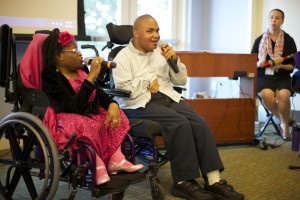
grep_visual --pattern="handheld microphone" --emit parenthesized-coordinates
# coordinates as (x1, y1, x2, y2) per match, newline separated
(158, 40, 179, 73)
(83, 57, 117, 69)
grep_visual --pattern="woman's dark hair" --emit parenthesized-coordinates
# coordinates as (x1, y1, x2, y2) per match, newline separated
(42, 28, 62, 69)
(269, 8, 285, 20)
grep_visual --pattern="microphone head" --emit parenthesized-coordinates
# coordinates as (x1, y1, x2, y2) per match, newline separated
(83, 57, 91, 65)
(110, 62, 117, 68)
(158, 40, 165, 48)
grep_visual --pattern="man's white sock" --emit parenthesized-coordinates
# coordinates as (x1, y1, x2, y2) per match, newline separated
(206, 170, 221, 185)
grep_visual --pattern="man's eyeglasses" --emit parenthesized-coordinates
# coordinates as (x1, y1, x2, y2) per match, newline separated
(62, 48, 81, 54)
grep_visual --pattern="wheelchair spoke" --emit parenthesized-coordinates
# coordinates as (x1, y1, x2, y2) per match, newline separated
(4, 125, 39, 199)
(20, 132, 36, 161)
(6, 168, 21, 198)
(0, 181, 10, 200)
(6, 165, 38, 199)
(0, 158, 15, 166)
(6, 126, 22, 161)
(0, 113, 60, 200)
(20, 167, 38, 199)
(22, 160, 46, 170)
(0, 128, 5, 139)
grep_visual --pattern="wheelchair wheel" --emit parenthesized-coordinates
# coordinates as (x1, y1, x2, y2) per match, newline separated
(135, 144, 169, 167)
(151, 183, 165, 200)
(259, 138, 268, 150)
(112, 190, 125, 200)
(0, 112, 60, 200)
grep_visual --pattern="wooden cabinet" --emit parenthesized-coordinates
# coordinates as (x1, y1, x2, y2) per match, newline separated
(177, 52, 257, 144)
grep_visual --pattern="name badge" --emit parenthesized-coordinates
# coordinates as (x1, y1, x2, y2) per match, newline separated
(265, 68, 274, 75)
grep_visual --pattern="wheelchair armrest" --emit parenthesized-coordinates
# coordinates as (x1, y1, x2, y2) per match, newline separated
(102, 88, 131, 98)
(173, 86, 186, 94)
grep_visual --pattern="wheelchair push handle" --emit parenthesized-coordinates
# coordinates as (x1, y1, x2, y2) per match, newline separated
(81, 44, 99, 57)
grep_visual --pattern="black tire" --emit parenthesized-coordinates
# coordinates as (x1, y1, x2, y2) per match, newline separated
(151, 183, 165, 200)
(0, 112, 60, 200)
(112, 190, 125, 200)
(260, 141, 268, 150)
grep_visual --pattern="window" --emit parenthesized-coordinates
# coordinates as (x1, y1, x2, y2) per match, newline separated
(84, 0, 121, 37)
(81, 0, 187, 58)
(137, 0, 173, 39)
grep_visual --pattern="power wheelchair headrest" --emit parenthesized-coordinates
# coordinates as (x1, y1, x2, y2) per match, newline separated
(19, 33, 49, 90)
(106, 23, 133, 45)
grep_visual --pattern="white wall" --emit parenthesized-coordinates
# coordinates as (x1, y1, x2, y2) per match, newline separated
(0, 90, 14, 120)
(209, 0, 252, 53)
(187, 0, 251, 53)
(185, 0, 251, 99)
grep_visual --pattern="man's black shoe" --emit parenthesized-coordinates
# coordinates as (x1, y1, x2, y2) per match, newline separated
(110, 171, 146, 184)
(204, 180, 244, 200)
(93, 177, 129, 197)
(171, 180, 215, 200)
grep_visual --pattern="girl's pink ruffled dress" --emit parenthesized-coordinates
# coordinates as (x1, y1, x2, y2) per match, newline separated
(43, 70, 130, 160)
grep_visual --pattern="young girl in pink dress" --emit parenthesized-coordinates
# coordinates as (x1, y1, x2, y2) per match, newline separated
(40, 29, 143, 185)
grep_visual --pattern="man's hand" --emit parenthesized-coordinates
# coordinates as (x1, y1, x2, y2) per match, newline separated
(148, 79, 159, 93)
(160, 43, 178, 61)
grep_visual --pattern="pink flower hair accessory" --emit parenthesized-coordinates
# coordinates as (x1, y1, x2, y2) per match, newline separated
(58, 31, 74, 47)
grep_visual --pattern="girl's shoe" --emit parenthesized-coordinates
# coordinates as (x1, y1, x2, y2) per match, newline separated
(108, 159, 144, 174)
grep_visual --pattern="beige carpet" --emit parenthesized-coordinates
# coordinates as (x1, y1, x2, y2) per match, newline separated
(120, 137, 300, 200)
(61, 132, 300, 200)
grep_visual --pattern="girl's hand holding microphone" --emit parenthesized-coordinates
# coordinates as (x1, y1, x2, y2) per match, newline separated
(86, 57, 104, 84)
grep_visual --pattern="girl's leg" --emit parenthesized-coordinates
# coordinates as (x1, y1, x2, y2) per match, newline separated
(95, 154, 110, 184)
(84, 149, 110, 185)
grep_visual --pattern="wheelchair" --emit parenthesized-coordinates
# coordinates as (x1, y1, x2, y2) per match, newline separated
(0, 24, 164, 200)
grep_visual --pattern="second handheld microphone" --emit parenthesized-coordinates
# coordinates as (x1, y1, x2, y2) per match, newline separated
(83, 57, 117, 69)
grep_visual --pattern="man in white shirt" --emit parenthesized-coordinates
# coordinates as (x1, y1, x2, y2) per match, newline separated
(113, 14, 244, 200)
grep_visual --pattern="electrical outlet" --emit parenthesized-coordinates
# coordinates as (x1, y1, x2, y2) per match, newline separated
(234, 71, 247, 77)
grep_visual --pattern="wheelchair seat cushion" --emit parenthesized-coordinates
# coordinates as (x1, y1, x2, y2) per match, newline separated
(128, 118, 161, 139)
